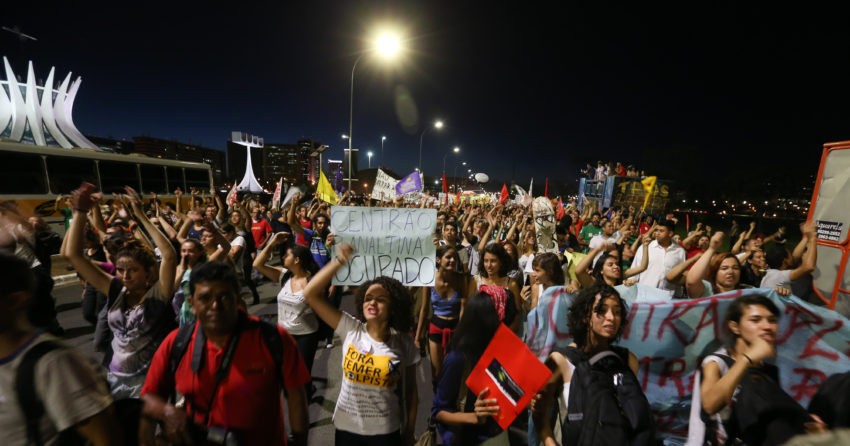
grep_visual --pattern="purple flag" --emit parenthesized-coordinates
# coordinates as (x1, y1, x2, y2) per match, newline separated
(395, 171, 423, 195)
(334, 166, 345, 194)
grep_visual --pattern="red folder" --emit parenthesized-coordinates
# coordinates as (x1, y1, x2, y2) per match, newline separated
(465, 324, 552, 429)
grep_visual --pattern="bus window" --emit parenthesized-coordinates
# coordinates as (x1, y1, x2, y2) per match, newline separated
(99, 161, 140, 194)
(140, 165, 168, 194)
(46, 156, 97, 194)
(0, 152, 48, 194)
(166, 166, 184, 192)
(185, 168, 211, 191)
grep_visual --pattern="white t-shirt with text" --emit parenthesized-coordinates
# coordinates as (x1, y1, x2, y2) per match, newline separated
(333, 312, 420, 435)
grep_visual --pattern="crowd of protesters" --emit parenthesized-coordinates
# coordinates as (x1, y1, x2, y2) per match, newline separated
(0, 180, 847, 446)
(583, 161, 647, 180)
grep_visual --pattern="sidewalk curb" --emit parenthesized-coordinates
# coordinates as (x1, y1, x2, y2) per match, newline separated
(53, 273, 78, 289)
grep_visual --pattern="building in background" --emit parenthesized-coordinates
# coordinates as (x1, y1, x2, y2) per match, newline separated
(226, 138, 322, 189)
(85, 135, 135, 154)
(132, 136, 226, 185)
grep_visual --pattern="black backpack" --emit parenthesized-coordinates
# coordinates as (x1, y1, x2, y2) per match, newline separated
(15, 340, 142, 446)
(559, 346, 656, 446)
(809, 370, 850, 429)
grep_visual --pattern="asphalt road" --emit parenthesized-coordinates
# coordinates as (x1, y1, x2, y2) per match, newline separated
(52, 277, 435, 445)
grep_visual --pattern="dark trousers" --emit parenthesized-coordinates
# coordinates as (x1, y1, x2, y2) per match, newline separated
(291, 330, 320, 375)
(334, 429, 400, 446)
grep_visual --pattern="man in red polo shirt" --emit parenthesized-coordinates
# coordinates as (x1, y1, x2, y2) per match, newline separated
(139, 262, 310, 446)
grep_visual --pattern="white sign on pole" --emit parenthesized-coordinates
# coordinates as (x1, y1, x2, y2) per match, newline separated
(371, 169, 397, 202)
(330, 206, 437, 286)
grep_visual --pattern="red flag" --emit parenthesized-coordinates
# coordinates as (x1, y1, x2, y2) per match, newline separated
(455, 188, 461, 204)
(686, 213, 690, 233)
(556, 197, 565, 220)
(442, 172, 448, 204)
(499, 184, 508, 204)
(544, 178, 549, 198)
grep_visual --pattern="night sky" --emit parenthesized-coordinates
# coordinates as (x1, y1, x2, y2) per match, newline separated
(5, 2, 850, 194)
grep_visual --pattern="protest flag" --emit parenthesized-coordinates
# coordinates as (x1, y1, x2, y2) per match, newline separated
(225, 183, 238, 208)
(334, 166, 345, 194)
(640, 176, 657, 213)
(316, 170, 339, 205)
(465, 324, 551, 429)
(281, 186, 300, 209)
(271, 177, 283, 209)
(499, 184, 509, 204)
(395, 171, 423, 195)
(556, 197, 565, 220)
(544, 177, 549, 198)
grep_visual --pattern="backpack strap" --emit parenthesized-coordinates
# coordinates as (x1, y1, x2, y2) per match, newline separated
(258, 320, 285, 388)
(16, 340, 64, 446)
(169, 321, 197, 375)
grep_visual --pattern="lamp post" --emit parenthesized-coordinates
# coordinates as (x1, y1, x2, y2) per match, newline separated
(346, 32, 400, 191)
(367, 151, 373, 168)
(380, 136, 386, 166)
(419, 120, 443, 175)
(442, 146, 460, 181)
(453, 161, 466, 191)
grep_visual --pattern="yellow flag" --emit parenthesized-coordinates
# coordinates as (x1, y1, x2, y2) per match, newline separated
(316, 170, 338, 205)
(640, 176, 657, 213)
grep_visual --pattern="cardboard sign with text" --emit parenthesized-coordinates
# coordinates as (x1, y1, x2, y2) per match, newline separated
(466, 324, 552, 429)
(330, 206, 437, 286)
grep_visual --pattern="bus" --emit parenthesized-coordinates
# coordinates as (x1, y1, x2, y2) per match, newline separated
(0, 140, 213, 233)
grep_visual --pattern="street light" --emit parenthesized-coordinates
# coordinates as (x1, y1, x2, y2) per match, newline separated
(381, 136, 386, 166)
(442, 146, 460, 183)
(346, 31, 402, 191)
(453, 160, 467, 190)
(419, 120, 444, 175)
(367, 151, 373, 168)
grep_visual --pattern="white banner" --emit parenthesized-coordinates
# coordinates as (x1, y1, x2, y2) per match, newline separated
(330, 206, 437, 286)
(371, 169, 397, 202)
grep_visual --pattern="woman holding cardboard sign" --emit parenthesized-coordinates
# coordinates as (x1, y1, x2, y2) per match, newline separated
(302, 243, 420, 446)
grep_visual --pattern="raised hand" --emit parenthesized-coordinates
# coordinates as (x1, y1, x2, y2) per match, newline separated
(744, 335, 776, 365)
(70, 182, 97, 212)
(709, 231, 724, 251)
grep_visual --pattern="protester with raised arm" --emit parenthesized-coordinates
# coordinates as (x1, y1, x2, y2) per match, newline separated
(630, 219, 687, 297)
(65, 183, 177, 399)
(761, 221, 817, 290)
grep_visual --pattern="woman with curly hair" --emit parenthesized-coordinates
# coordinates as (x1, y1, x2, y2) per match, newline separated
(302, 243, 420, 446)
(467, 242, 522, 331)
(533, 283, 642, 445)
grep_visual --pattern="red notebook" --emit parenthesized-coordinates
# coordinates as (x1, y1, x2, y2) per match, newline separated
(465, 324, 553, 429)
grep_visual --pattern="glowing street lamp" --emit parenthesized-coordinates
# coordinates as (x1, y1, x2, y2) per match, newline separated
(419, 120, 444, 175)
(367, 151, 373, 168)
(442, 146, 460, 173)
(380, 135, 386, 166)
(346, 30, 403, 190)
